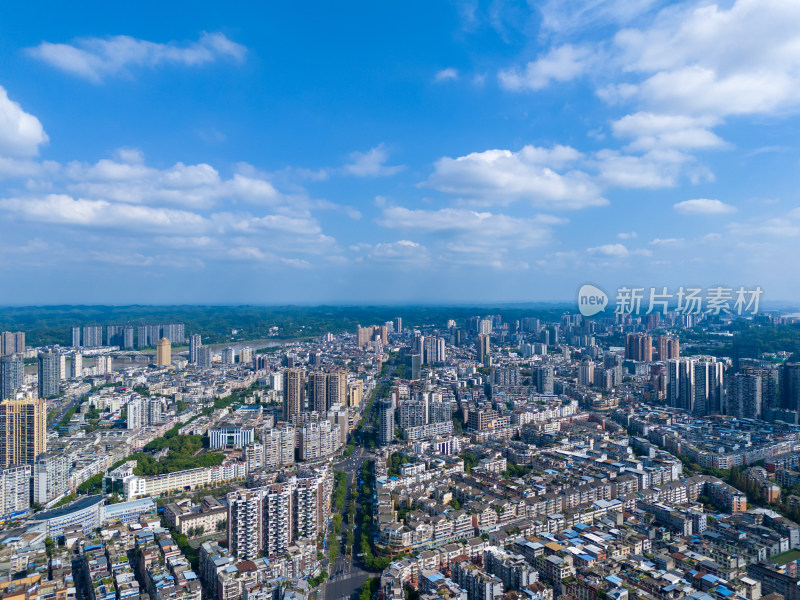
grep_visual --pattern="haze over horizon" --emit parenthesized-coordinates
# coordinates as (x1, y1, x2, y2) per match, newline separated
(1, 1, 799, 304)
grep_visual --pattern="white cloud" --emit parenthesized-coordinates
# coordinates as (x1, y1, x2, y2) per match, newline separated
(426, 145, 606, 209)
(28, 32, 246, 82)
(378, 206, 556, 248)
(342, 144, 404, 177)
(0, 194, 207, 231)
(674, 198, 736, 215)
(587, 243, 629, 257)
(594, 148, 689, 188)
(498, 45, 593, 91)
(611, 112, 725, 151)
(0, 86, 48, 157)
(434, 68, 459, 82)
(617, 231, 637, 239)
(612, 0, 800, 117)
(352, 240, 429, 264)
(539, 0, 662, 35)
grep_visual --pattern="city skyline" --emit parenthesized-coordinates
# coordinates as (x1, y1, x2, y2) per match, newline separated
(0, 1, 799, 304)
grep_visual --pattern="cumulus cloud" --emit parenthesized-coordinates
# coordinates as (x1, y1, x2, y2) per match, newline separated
(674, 198, 736, 215)
(0, 86, 48, 157)
(611, 112, 725, 151)
(27, 32, 246, 82)
(612, 0, 800, 117)
(434, 68, 459, 82)
(587, 243, 629, 257)
(425, 145, 606, 209)
(498, 45, 594, 91)
(0, 194, 207, 231)
(342, 144, 404, 177)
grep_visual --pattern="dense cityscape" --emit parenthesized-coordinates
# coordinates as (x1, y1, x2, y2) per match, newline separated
(4, 2, 800, 600)
(0, 310, 798, 600)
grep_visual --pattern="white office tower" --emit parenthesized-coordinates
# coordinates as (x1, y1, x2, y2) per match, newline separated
(0, 465, 31, 514)
(378, 398, 394, 446)
(59, 354, 67, 381)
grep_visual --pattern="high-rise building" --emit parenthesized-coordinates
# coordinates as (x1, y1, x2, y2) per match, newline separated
(0, 355, 23, 400)
(0, 397, 46, 467)
(189, 334, 202, 364)
(657, 335, 680, 361)
(535, 365, 554, 395)
(625, 333, 653, 362)
(71, 326, 81, 349)
(221, 347, 235, 365)
(71, 352, 82, 379)
(37, 351, 60, 399)
(378, 398, 394, 446)
(667, 358, 695, 412)
(308, 372, 328, 413)
(477, 334, 490, 367)
(730, 372, 762, 420)
(33, 452, 69, 505)
(693, 358, 724, 416)
(578, 361, 595, 386)
(0, 332, 25, 356)
(347, 381, 363, 407)
(156, 338, 171, 367)
(197, 346, 213, 369)
(107, 324, 134, 349)
(395, 317, 402, 334)
(327, 370, 347, 408)
(781, 363, 800, 411)
(161, 323, 185, 344)
(283, 369, 305, 419)
(82, 325, 103, 348)
(227, 471, 332, 560)
(127, 397, 164, 430)
(0, 465, 32, 514)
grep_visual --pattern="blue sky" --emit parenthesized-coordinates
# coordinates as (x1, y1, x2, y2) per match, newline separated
(0, 0, 799, 305)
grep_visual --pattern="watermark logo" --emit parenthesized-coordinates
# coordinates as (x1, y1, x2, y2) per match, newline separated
(577, 284, 608, 317)
(577, 285, 763, 317)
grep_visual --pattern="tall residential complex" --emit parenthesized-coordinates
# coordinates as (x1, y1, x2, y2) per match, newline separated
(71, 326, 80, 349)
(137, 323, 185, 348)
(0, 332, 25, 356)
(82, 325, 103, 348)
(0, 397, 46, 467)
(107, 324, 134, 348)
(37, 350, 60, 399)
(156, 338, 172, 367)
(308, 372, 328, 413)
(477, 334, 490, 367)
(657, 335, 680, 361)
(625, 333, 653, 362)
(283, 369, 305, 419)
(378, 398, 394, 446)
(227, 471, 332, 560)
(666, 357, 724, 416)
(0, 355, 23, 400)
(189, 334, 202, 364)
